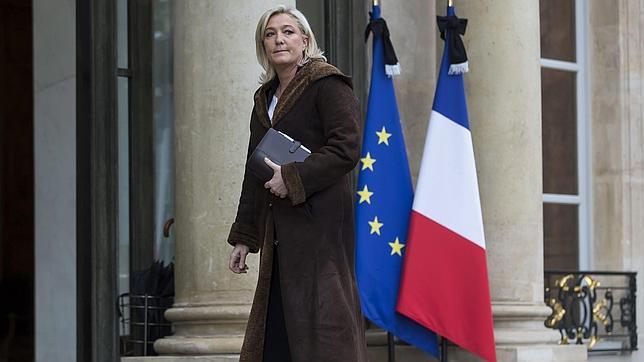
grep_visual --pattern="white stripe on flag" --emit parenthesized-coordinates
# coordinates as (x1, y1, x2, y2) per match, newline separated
(412, 110, 486, 250)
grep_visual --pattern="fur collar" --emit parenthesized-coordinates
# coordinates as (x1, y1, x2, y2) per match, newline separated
(254, 60, 352, 128)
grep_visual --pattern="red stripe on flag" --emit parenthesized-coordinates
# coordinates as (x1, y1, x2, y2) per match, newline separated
(398, 211, 496, 362)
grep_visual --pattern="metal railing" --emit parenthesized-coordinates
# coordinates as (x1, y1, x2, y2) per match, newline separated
(118, 293, 173, 356)
(544, 271, 637, 354)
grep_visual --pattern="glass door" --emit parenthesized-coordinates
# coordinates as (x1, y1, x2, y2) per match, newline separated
(116, 0, 175, 356)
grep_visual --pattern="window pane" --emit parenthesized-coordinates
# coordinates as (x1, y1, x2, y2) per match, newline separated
(117, 0, 128, 68)
(152, 0, 175, 262)
(296, 0, 325, 53)
(117, 76, 130, 336)
(544, 203, 578, 270)
(542, 68, 577, 194)
(540, 0, 575, 61)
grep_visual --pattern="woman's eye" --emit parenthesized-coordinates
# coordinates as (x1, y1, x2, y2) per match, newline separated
(284, 30, 294, 35)
(265, 32, 275, 38)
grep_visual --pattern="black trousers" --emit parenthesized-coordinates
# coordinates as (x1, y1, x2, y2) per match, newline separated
(263, 245, 292, 362)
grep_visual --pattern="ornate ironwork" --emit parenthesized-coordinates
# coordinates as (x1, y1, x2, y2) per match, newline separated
(544, 271, 637, 353)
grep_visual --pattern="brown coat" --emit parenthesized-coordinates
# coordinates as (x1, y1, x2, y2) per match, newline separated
(227, 60, 368, 362)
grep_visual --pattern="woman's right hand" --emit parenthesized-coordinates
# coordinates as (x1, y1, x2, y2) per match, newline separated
(229, 244, 250, 274)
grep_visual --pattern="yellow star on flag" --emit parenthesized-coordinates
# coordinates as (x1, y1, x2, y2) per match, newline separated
(389, 237, 405, 256)
(368, 216, 384, 235)
(360, 152, 377, 171)
(376, 126, 392, 146)
(357, 185, 374, 204)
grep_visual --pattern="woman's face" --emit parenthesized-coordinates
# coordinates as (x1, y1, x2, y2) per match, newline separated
(263, 13, 308, 69)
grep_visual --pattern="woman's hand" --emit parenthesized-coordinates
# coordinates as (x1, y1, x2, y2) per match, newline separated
(264, 158, 288, 198)
(229, 244, 250, 274)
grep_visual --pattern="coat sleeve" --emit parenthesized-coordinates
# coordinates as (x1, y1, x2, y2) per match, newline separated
(226, 114, 262, 253)
(281, 76, 361, 205)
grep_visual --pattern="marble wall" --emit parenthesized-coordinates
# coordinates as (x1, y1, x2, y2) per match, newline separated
(33, 0, 76, 361)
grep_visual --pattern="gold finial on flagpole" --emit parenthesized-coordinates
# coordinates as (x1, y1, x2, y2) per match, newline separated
(373, 0, 379, 6)
(448, 0, 453, 6)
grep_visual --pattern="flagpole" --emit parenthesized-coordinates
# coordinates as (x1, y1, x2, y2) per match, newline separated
(367, 4, 398, 360)
(432, 7, 453, 362)
(440, 336, 448, 362)
(378, 5, 391, 355)
(387, 332, 396, 362)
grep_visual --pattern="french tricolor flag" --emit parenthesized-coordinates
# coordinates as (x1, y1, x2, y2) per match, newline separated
(397, 6, 496, 362)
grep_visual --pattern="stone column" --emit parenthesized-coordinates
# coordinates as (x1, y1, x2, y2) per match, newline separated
(454, 1, 587, 360)
(591, 2, 644, 358)
(386, 0, 437, 183)
(154, 0, 293, 356)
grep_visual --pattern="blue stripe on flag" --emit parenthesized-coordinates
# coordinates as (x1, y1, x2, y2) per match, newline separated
(432, 7, 470, 130)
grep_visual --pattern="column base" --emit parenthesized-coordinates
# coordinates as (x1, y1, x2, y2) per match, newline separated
(154, 303, 250, 355)
(154, 336, 244, 355)
(493, 302, 561, 344)
(497, 345, 587, 362)
(443, 344, 587, 362)
(491, 302, 588, 361)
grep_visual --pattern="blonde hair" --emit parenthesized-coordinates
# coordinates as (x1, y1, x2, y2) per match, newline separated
(255, 5, 326, 84)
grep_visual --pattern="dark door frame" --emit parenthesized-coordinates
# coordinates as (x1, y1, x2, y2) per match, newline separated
(77, 0, 119, 360)
(325, 0, 368, 112)
(127, 0, 155, 276)
(77, 0, 159, 358)
(77, 0, 156, 359)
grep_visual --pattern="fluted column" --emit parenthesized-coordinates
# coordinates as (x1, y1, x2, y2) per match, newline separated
(455, 1, 587, 360)
(154, 0, 293, 355)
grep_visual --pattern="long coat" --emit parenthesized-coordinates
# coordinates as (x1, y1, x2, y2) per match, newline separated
(227, 60, 368, 362)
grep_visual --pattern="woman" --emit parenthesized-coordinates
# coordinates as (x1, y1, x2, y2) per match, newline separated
(227, 5, 368, 362)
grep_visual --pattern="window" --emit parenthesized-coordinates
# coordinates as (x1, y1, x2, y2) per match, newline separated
(116, 0, 175, 355)
(540, 0, 590, 270)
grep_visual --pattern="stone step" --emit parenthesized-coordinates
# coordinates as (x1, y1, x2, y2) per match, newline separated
(122, 356, 239, 362)
(368, 345, 439, 362)
(122, 343, 587, 361)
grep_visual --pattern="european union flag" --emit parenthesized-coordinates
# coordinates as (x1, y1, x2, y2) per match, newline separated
(355, 4, 439, 358)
